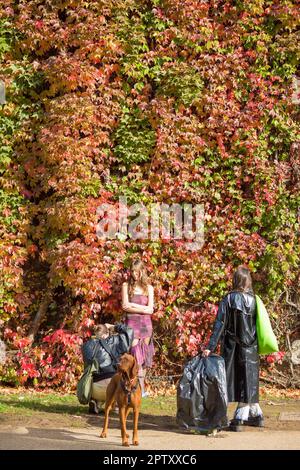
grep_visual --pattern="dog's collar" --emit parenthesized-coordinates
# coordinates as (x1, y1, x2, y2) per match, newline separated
(120, 376, 139, 393)
(120, 376, 139, 404)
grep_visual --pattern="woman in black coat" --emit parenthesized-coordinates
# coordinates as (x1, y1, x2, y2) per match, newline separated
(203, 266, 264, 431)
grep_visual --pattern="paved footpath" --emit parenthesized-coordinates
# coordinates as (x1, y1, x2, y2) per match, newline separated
(0, 424, 299, 450)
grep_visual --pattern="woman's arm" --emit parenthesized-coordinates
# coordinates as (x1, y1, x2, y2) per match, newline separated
(122, 283, 154, 315)
(122, 282, 140, 314)
(139, 284, 154, 315)
(204, 296, 229, 355)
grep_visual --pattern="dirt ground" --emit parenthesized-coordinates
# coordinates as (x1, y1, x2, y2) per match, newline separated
(0, 400, 300, 450)
(1, 400, 299, 430)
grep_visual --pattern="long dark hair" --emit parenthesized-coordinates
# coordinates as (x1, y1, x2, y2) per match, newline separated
(232, 265, 254, 293)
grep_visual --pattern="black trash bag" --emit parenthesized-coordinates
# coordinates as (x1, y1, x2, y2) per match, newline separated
(177, 353, 228, 432)
(81, 323, 134, 381)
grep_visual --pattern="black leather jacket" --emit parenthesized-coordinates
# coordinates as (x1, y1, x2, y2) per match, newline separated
(81, 323, 134, 381)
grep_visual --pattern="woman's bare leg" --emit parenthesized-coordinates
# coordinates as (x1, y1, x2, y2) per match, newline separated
(138, 366, 145, 395)
(139, 336, 151, 396)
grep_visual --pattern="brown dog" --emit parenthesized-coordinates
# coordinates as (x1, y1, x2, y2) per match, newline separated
(100, 353, 142, 446)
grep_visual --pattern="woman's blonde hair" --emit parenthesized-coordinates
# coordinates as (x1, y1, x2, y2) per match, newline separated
(128, 257, 149, 297)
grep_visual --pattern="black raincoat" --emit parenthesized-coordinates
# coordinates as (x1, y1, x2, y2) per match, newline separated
(208, 290, 259, 403)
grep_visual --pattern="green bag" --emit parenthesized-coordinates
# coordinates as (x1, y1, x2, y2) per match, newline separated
(255, 294, 279, 355)
(77, 359, 99, 405)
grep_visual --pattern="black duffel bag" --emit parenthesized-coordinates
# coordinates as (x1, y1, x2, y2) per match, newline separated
(177, 353, 228, 432)
(81, 323, 134, 381)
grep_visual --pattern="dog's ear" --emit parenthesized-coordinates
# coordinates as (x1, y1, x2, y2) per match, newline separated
(130, 357, 139, 378)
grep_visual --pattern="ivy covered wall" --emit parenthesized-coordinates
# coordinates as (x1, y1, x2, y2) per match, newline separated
(0, 0, 299, 388)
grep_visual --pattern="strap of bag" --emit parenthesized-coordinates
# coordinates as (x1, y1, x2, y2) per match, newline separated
(91, 339, 101, 361)
(98, 338, 118, 366)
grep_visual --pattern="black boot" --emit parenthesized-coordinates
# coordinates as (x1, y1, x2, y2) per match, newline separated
(245, 416, 264, 427)
(228, 418, 245, 432)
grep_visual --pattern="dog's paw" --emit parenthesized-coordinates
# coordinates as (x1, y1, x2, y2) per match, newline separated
(122, 441, 130, 447)
(132, 440, 139, 446)
(126, 433, 129, 439)
(100, 431, 107, 438)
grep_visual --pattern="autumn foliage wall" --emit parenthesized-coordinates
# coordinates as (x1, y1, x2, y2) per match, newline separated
(0, 0, 299, 389)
